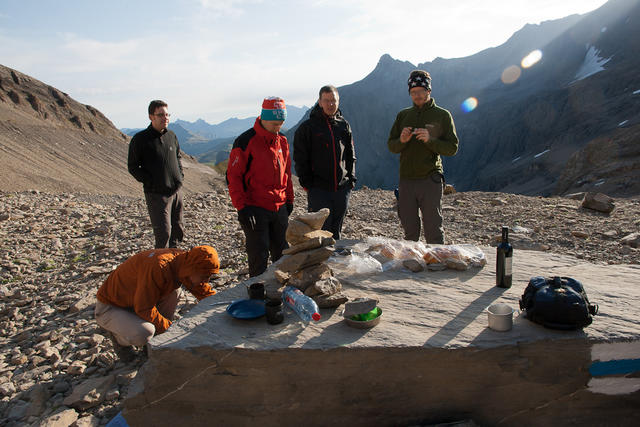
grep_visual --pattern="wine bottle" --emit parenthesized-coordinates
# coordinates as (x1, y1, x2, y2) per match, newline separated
(496, 226, 513, 288)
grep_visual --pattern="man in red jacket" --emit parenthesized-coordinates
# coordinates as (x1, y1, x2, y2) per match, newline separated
(226, 97, 294, 277)
(95, 245, 219, 361)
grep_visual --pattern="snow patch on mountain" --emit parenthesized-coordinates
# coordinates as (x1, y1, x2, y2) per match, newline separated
(573, 45, 611, 83)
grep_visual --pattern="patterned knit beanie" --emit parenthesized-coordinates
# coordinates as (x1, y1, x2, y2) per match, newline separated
(408, 70, 431, 91)
(261, 97, 287, 121)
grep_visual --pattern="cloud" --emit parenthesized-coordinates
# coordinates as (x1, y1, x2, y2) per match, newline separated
(197, 0, 262, 16)
(55, 33, 144, 73)
(72, 85, 141, 96)
(0, 31, 145, 74)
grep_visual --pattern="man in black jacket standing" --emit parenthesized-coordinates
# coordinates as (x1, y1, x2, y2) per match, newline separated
(128, 100, 185, 248)
(294, 85, 356, 240)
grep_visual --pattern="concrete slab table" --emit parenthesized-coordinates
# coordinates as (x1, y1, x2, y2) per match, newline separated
(124, 248, 640, 426)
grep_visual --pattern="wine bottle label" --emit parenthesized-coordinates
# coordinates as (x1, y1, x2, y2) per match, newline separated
(505, 256, 513, 276)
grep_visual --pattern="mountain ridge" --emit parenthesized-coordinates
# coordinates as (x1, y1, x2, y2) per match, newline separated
(447, 0, 640, 196)
(310, 0, 640, 196)
(0, 64, 222, 195)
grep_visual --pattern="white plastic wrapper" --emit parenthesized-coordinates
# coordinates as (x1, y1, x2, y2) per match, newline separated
(331, 237, 487, 274)
(327, 252, 383, 277)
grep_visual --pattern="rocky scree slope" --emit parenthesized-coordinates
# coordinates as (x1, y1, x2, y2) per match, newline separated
(1, 186, 639, 425)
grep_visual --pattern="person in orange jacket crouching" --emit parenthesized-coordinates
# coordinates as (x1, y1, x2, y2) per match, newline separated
(95, 245, 219, 361)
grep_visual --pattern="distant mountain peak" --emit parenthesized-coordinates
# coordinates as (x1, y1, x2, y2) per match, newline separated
(377, 53, 395, 63)
(376, 53, 414, 68)
(365, 54, 416, 82)
(503, 14, 582, 47)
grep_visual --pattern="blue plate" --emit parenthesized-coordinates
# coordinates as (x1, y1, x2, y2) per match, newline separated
(226, 299, 266, 319)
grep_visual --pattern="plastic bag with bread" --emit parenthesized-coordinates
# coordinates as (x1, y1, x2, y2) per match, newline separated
(423, 244, 487, 270)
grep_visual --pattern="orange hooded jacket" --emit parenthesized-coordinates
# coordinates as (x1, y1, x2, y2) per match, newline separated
(96, 246, 219, 333)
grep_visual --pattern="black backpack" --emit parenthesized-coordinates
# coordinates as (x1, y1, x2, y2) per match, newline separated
(519, 276, 598, 330)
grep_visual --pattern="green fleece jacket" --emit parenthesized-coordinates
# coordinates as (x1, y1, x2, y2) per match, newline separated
(387, 98, 459, 179)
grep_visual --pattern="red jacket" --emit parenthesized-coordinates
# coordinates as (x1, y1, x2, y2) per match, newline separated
(227, 118, 294, 211)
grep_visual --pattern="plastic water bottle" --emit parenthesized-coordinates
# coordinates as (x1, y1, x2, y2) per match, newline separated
(282, 286, 321, 322)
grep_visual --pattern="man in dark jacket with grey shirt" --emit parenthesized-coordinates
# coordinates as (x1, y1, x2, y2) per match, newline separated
(128, 100, 184, 248)
(294, 85, 356, 240)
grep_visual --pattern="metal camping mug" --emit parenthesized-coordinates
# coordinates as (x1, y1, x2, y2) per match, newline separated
(248, 282, 265, 300)
(486, 303, 519, 332)
(265, 299, 284, 325)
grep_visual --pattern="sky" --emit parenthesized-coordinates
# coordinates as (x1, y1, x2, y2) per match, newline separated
(0, 0, 608, 129)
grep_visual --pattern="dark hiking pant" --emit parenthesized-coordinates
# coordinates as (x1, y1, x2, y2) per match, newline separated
(307, 187, 351, 240)
(398, 174, 445, 244)
(239, 205, 289, 277)
(144, 190, 184, 249)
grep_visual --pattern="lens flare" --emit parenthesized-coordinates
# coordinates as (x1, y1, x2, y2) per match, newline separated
(521, 50, 542, 68)
(501, 65, 521, 84)
(461, 97, 478, 113)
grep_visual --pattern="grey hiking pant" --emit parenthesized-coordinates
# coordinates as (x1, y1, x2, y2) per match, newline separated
(398, 173, 445, 244)
(94, 288, 181, 347)
(144, 189, 184, 248)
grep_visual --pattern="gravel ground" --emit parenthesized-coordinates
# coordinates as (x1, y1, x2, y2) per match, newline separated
(1, 187, 638, 425)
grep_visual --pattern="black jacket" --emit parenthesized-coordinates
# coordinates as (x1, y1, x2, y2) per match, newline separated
(293, 104, 356, 191)
(128, 125, 184, 195)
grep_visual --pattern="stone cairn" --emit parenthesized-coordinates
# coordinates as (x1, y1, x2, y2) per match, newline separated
(272, 208, 349, 308)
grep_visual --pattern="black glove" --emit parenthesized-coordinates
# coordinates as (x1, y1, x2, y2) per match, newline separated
(286, 203, 293, 216)
(238, 206, 258, 231)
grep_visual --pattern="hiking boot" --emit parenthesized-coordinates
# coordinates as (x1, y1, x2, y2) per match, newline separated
(108, 332, 137, 363)
(143, 343, 152, 358)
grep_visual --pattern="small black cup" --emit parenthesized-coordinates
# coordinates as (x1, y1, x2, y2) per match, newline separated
(265, 299, 284, 325)
(248, 282, 265, 300)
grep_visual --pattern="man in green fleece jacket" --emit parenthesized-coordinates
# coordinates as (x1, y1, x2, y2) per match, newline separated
(387, 70, 459, 244)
